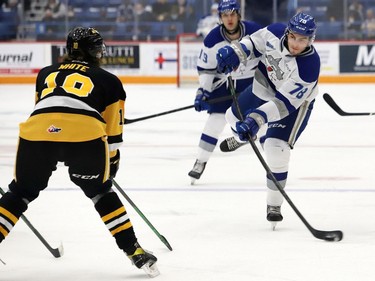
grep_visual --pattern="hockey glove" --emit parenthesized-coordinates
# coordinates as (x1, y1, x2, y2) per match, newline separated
(236, 117, 259, 141)
(109, 149, 120, 179)
(216, 43, 250, 74)
(194, 88, 211, 112)
(216, 46, 239, 74)
(236, 110, 267, 141)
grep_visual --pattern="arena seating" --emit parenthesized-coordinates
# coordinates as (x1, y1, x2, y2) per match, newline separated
(2, 0, 375, 41)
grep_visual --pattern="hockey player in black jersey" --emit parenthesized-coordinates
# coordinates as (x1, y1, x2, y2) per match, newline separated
(0, 27, 159, 277)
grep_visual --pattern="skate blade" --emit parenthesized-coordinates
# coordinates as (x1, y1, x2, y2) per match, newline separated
(0, 257, 6, 265)
(58, 242, 65, 257)
(190, 177, 196, 185)
(270, 221, 277, 231)
(141, 262, 160, 278)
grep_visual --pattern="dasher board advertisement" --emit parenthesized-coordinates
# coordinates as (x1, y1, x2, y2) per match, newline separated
(0, 43, 49, 75)
(340, 44, 375, 73)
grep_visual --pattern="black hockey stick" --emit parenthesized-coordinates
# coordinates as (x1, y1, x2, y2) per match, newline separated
(0, 187, 64, 258)
(125, 105, 193, 124)
(228, 76, 343, 242)
(112, 179, 173, 251)
(124, 94, 236, 124)
(323, 93, 375, 116)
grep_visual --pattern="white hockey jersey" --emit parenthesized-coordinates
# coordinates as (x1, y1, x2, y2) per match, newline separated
(197, 21, 261, 93)
(239, 23, 320, 122)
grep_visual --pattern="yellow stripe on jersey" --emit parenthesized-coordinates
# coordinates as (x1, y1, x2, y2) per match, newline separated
(19, 113, 107, 142)
(0, 207, 18, 224)
(101, 100, 125, 138)
(0, 225, 9, 237)
(110, 221, 133, 235)
(101, 206, 126, 223)
(103, 139, 111, 181)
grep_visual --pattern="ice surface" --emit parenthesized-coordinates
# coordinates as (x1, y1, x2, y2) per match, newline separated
(0, 83, 374, 281)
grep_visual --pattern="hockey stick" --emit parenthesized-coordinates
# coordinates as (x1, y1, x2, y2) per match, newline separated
(0, 187, 64, 258)
(228, 76, 343, 242)
(323, 93, 375, 116)
(125, 105, 193, 124)
(124, 94, 236, 124)
(111, 179, 173, 251)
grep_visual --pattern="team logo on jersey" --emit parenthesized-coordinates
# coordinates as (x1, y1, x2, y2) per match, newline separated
(266, 55, 284, 80)
(47, 125, 62, 133)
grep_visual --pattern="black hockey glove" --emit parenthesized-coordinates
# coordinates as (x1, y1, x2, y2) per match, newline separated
(109, 149, 120, 179)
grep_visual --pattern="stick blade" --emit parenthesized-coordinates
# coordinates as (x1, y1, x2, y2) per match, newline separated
(160, 235, 173, 251)
(323, 93, 346, 116)
(323, 93, 371, 116)
(51, 242, 64, 258)
(313, 229, 343, 242)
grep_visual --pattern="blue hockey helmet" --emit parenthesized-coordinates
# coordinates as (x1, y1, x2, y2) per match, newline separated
(287, 12, 317, 41)
(218, 0, 240, 15)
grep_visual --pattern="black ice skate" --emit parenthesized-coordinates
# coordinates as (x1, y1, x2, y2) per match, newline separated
(267, 205, 283, 231)
(188, 160, 206, 185)
(220, 137, 246, 152)
(127, 244, 159, 278)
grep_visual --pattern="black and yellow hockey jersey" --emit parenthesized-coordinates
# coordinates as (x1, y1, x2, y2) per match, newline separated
(19, 60, 125, 153)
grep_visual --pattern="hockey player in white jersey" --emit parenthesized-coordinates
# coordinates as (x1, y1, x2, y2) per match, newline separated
(188, 0, 261, 184)
(216, 12, 320, 228)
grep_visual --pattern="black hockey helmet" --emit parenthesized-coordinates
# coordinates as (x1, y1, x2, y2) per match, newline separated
(66, 27, 106, 61)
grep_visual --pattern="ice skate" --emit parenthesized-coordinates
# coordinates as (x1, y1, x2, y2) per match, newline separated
(220, 137, 246, 152)
(188, 160, 206, 185)
(127, 244, 159, 278)
(266, 205, 283, 231)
